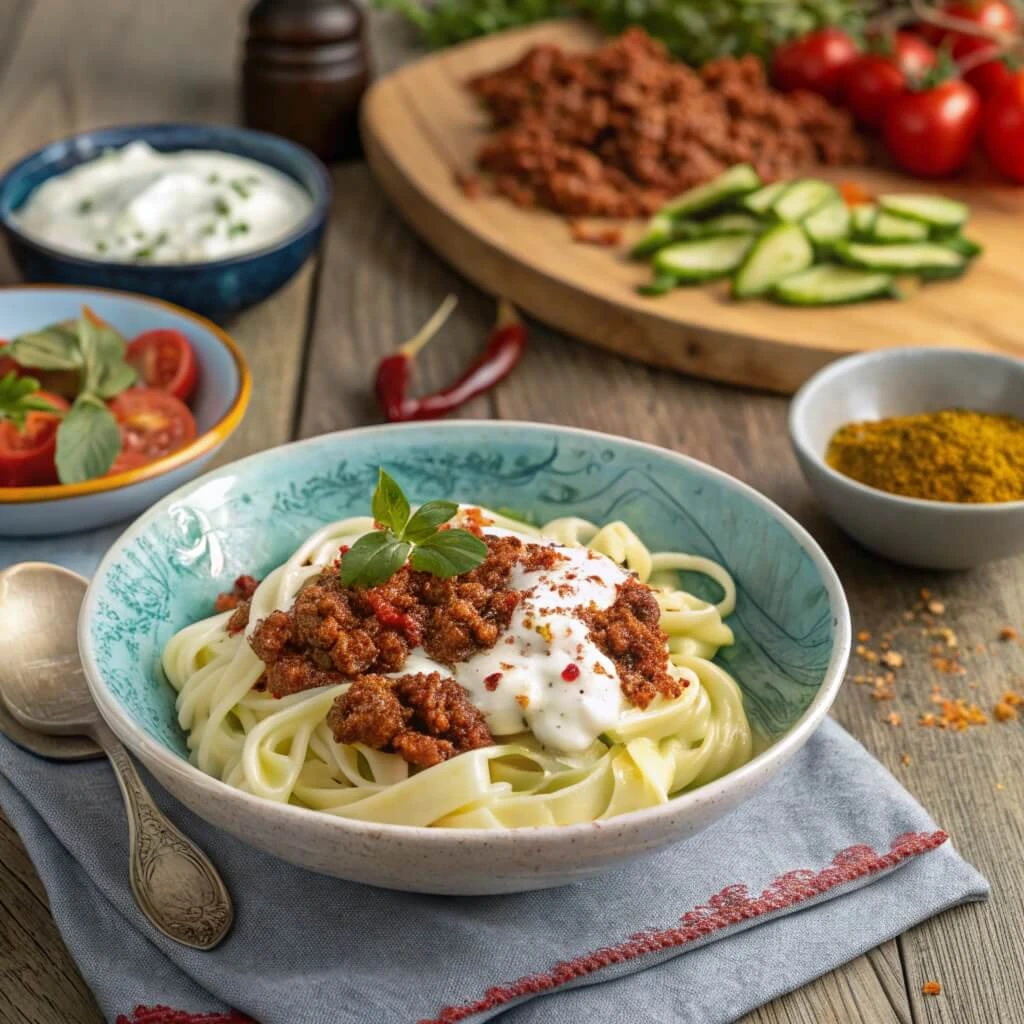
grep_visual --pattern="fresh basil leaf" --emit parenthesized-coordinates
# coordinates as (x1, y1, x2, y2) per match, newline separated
(54, 397, 121, 484)
(7, 327, 82, 371)
(94, 360, 137, 399)
(339, 530, 411, 588)
(371, 468, 410, 534)
(77, 313, 126, 394)
(409, 528, 487, 578)
(0, 372, 61, 430)
(403, 499, 458, 542)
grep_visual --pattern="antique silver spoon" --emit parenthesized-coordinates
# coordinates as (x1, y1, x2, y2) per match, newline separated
(0, 562, 233, 949)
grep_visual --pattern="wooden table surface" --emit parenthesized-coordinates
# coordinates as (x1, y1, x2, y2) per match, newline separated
(0, 4, 1021, 1023)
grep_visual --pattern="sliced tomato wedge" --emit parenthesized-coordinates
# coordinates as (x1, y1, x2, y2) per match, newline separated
(105, 449, 152, 478)
(126, 329, 199, 403)
(108, 387, 197, 464)
(0, 391, 69, 488)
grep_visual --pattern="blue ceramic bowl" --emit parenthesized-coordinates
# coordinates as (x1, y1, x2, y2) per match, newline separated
(0, 124, 330, 320)
(79, 422, 850, 893)
(0, 285, 250, 536)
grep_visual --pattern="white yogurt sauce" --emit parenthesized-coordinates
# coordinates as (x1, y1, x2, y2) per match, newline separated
(14, 141, 313, 264)
(391, 515, 631, 754)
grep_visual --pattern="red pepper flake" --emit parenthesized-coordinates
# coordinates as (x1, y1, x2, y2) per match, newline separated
(484, 672, 503, 691)
(561, 663, 581, 682)
(366, 592, 422, 645)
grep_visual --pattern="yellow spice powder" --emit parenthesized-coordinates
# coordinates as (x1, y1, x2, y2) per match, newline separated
(826, 409, 1024, 503)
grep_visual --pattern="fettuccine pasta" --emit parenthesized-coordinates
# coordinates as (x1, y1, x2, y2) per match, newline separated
(162, 507, 752, 828)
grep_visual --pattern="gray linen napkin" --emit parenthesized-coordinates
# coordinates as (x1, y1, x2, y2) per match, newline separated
(0, 535, 989, 1024)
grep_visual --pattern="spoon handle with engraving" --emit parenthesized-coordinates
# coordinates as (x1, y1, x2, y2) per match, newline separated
(93, 719, 233, 949)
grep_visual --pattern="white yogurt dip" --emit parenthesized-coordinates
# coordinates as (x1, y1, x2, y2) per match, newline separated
(14, 141, 313, 264)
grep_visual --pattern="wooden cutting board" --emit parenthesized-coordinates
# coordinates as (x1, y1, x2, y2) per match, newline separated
(362, 20, 1024, 393)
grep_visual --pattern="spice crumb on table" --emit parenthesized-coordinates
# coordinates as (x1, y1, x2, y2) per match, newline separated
(922, 981, 943, 996)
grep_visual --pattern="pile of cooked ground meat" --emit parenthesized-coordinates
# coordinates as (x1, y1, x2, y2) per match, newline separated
(467, 28, 866, 218)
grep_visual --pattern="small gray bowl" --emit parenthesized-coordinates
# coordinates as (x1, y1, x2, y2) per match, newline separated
(789, 348, 1024, 570)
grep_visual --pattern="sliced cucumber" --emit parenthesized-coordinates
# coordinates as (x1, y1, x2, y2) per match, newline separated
(773, 265, 897, 306)
(631, 213, 675, 258)
(851, 204, 878, 238)
(771, 179, 837, 222)
(653, 235, 755, 282)
(636, 273, 678, 296)
(834, 240, 966, 273)
(878, 194, 969, 231)
(871, 212, 929, 243)
(741, 181, 789, 216)
(803, 197, 851, 246)
(732, 223, 814, 298)
(680, 212, 762, 237)
(660, 164, 761, 219)
(942, 235, 984, 258)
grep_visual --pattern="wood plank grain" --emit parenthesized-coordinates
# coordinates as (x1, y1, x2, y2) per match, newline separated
(0, 3, 316, 1023)
(361, 20, 1024, 394)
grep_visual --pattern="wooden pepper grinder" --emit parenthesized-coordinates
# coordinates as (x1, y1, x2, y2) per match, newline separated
(242, 0, 370, 162)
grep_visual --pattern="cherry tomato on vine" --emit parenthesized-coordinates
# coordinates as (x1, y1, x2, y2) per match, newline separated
(846, 55, 909, 128)
(918, 0, 1018, 46)
(982, 70, 1024, 181)
(772, 29, 860, 102)
(953, 34, 1016, 98)
(0, 391, 69, 488)
(845, 35, 938, 129)
(882, 78, 982, 176)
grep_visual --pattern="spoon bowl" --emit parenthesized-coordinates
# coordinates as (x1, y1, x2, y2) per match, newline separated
(0, 561, 233, 949)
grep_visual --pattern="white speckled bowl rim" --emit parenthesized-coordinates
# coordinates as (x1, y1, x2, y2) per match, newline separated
(79, 421, 851, 847)
(789, 346, 1024, 514)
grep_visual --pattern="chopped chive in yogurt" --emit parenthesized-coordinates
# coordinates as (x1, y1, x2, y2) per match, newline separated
(12, 141, 312, 264)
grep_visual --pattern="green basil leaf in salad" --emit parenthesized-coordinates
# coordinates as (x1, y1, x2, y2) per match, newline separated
(403, 499, 459, 542)
(0, 371, 61, 431)
(371, 468, 411, 535)
(409, 529, 489, 578)
(339, 530, 412, 589)
(94, 360, 137, 400)
(6, 325, 82, 371)
(54, 397, 122, 484)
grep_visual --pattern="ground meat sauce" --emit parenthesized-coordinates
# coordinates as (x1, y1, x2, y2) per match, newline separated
(214, 575, 260, 635)
(241, 531, 682, 766)
(468, 28, 866, 218)
(327, 672, 493, 768)
(581, 577, 684, 708)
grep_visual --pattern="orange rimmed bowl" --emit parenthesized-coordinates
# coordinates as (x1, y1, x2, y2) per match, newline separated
(0, 285, 250, 536)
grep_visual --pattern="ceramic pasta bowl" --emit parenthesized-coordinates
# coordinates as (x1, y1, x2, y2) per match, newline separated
(79, 422, 850, 894)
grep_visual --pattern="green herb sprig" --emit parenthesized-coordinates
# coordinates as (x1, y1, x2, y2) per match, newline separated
(5, 309, 137, 483)
(340, 469, 488, 588)
(0, 372, 60, 430)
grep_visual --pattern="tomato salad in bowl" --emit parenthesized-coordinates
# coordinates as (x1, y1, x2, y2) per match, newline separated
(0, 313, 202, 487)
(0, 285, 249, 536)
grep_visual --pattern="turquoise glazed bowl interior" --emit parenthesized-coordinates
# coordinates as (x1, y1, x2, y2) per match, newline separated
(0, 123, 330, 320)
(79, 422, 850, 890)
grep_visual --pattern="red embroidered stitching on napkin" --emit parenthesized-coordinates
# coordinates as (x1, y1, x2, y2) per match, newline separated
(419, 830, 948, 1024)
(115, 1008, 254, 1024)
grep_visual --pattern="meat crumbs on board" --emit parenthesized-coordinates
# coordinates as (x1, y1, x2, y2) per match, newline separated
(465, 28, 863, 219)
(921, 981, 942, 996)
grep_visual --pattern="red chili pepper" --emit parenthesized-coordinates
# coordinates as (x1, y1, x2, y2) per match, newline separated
(375, 295, 527, 422)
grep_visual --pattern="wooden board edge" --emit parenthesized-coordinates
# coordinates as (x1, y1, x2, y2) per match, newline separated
(361, 84, 837, 395)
